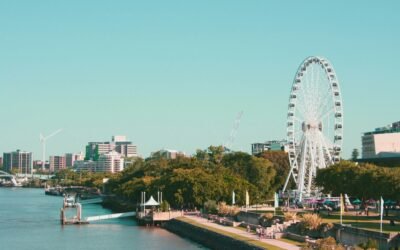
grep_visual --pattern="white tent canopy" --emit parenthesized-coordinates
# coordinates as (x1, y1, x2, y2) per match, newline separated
(141, 195, 160, 206)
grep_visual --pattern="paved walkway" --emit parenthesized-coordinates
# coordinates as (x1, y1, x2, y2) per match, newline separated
(185, 215, 300, 250)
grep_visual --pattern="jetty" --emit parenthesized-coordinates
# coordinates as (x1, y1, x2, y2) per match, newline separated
(60, 196, 136, 225)
(136, 210, 183, 226)
(135, 193, 183, 225)
(60, 192, 183, 226)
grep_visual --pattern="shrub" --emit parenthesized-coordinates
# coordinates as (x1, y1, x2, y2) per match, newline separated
(160, 200, 170, 212)
(284, 212, 297, 222)
(358, 239, 378, 250)
(204, 200, 218, 214)
(262, 212, 274, 220)
(316, 237, 344, 250)
(218, 202, 240, 216)
(300, 213, 322, 231)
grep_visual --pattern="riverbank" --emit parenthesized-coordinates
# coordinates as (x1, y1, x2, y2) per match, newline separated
(164, 216, 300, 250)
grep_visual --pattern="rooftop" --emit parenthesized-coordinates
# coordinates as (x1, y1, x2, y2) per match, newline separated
(363, 121, 400, 135)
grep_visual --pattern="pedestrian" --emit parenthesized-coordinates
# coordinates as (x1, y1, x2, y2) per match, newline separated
(246, 225, 250, 233)
(257, 226, 262, 239)
(256, 227, 260, 239)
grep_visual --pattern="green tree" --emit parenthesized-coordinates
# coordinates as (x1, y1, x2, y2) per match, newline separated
(316, 161, 398, 201)
(351, 148, 359, 161)
(257, 151, 293, 191)
(222, 152, 276, 200)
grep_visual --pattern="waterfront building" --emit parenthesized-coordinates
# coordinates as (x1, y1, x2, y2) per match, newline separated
(362, 121, 400, 159)
(150, 149, 187, 159)
(251, 140, 288, 155)
(65, 152, 84, 167)
(97, 151, 124, 173)
(49, 156, 66, 173)
(3, 150, 32, 174)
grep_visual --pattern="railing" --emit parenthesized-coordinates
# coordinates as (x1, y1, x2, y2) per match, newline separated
(85, 212, 136, 222)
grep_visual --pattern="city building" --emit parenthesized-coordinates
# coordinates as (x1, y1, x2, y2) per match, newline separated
(97, 151, 124, 173)
(74, 160, 98, 173)
(151, 149, 187, 159)
(362, 121, 400, 159)
(33, 160, 49, 170)
(85, 142, 112, 161)
(3, 150, 33, 174)
(0, 157, 2, 167)
(65, 152, 84, 167)
(113, 135, 138, 158)
(49, 156, 66, 173)
(251, 140, 288, 155)
(85, 136, 138, 160)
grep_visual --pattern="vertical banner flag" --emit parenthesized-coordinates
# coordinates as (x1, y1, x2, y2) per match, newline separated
(380, 196, 384, 233)
(340, 194, 344, 225)
(232, 191, 236, 205)
(245, 190, 250, 208)
(274, 193, 279, 216)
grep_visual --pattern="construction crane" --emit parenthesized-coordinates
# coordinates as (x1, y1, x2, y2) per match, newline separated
(223, 111, 244, 152)
(40, 129, 63, 171)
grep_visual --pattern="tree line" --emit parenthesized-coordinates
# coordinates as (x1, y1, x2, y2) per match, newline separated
(316, 161, 400, 201)
(105, 146, 291, 208)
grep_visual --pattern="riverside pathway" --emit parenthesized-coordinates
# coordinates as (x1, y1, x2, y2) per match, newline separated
(184, 215, 300, 250)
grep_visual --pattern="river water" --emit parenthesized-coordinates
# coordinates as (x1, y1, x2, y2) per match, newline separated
(0, 188, 205, 250)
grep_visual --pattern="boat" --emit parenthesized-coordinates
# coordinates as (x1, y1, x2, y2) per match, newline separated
(45, 186, 64, 196)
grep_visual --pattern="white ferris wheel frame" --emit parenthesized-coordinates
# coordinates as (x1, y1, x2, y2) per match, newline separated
(283, 56, 343, 201)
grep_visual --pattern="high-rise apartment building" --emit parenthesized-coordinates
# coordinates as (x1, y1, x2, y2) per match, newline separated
(49, 156, 66, 172)
(3, 150, 32, 174)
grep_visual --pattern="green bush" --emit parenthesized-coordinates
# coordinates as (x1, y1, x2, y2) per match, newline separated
(160, 200, 170, 212)
(204, 200, 218, 214)
(358, 239, 378, 250)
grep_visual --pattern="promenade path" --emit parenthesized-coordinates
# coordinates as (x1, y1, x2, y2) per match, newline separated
(184, 215, 300, 250)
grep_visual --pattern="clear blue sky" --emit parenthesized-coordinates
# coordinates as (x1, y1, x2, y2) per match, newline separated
(1, 1, 399, 159)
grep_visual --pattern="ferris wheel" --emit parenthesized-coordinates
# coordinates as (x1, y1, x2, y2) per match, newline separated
(283, 56, 343, 201)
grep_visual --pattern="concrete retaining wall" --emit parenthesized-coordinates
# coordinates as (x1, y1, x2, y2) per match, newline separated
(335, 224, 400, 250)
(237, 211, 262, 225)
(164, 218, 264, 250)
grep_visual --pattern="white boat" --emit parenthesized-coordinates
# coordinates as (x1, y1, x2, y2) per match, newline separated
(11, 178, 23, 187)
(65, 196, 76, 207)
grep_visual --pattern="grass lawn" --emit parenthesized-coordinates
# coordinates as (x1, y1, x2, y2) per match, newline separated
(318, 211, 400, 233)
(278, 237, 307, 247)
(176, 217, 285, 250)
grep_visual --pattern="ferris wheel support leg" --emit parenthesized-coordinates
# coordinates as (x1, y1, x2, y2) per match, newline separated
(282, 169, 293, 193)
(297, 137, 308, 202)
(307, 142, 316, 196)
